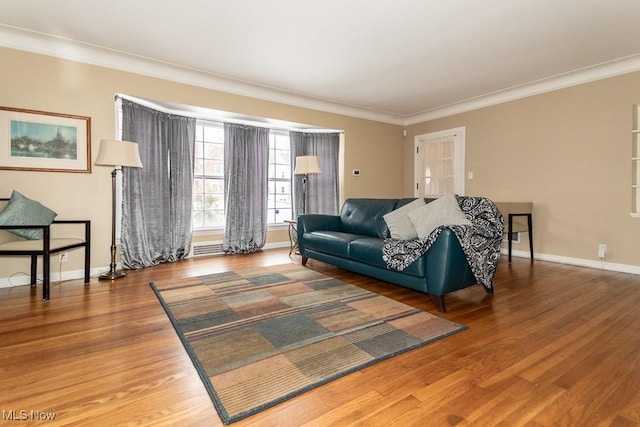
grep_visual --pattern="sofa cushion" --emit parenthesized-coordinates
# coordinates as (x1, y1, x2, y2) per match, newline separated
(348, 237, 385, 267)
(408, 194, 472, 239)
(383, 197, 425, 240)
(301, 231, 362, 258)
(340, 198, 398, 238)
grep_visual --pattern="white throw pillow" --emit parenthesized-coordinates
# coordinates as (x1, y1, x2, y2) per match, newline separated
(383, 198, 425, 240)
(408, 194, 472, 239)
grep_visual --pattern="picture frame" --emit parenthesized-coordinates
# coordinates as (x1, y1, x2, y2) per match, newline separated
(0, 106, 91, 173)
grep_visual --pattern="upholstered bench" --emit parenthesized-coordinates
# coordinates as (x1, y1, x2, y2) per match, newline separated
(0, 192, 91, 300)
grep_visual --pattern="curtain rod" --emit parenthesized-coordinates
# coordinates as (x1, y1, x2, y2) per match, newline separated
(114, 93, 343, 134)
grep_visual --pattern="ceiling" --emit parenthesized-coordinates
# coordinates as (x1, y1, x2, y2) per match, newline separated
(1, 0, 640, 125)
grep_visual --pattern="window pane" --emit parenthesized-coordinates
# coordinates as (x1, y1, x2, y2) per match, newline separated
(204, 142, 223, 159)
(204, 178, 223, 194)
(193, 122, 225, 231)
(193, 158, 204, 176)
(193, 193, 204, 210)
(275, 208, 292, 223)
(204, 125, 223, 142)
(276, 198, 291, 209)
(275, 135, 290, 150)
(194, 141, 204, 158)
(275, 150, 290, 164)
(204, 210, 224, 228)
(276, 182, 291, 196)
(267, 133, 292, 225)
(204, 159, 223, 176)
(193, 210, 204, 229)
(206, 194, 224, 210)
(275, 165, 291, 179)
(193, 178, 203, 193)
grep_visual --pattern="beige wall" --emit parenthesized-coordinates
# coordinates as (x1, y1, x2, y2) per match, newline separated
(406, 72, 640, 267)
(0, 47, 403, 281)
(3, 45, 639, 282)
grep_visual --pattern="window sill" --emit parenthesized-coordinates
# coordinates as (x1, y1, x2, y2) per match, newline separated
(269, 224, 289, 231)
(192, 223, 291, 235)
(192, 228, 223, 236)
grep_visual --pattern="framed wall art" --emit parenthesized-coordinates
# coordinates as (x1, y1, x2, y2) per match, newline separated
(0, 106, 91, 173)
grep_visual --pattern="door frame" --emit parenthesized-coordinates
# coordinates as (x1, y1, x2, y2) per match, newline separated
(414, 126, 466, 197)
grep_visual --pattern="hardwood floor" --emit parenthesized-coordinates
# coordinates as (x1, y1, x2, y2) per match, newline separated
(1, 249, 640, 426)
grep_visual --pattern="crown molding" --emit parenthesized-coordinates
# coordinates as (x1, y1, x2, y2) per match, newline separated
(2, 24, 640, 128)
(404, 54, 640, 125)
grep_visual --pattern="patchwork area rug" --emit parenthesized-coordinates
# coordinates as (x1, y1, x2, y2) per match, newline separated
(150, 264, 466, 424)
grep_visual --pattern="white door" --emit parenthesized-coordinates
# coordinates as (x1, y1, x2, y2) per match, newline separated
(414, 127, 465, 197)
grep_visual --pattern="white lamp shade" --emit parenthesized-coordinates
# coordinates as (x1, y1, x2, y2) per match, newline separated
(95, 139, 143, 168)
(294, 155, 321, 175)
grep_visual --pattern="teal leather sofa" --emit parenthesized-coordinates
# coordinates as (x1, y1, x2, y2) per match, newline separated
(297, 198, 486, 312)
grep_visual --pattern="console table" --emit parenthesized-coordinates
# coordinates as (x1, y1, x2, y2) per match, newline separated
(495, 202, 533, 262)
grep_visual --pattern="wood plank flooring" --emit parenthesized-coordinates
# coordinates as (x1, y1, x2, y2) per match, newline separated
(1, 249, 640, 426)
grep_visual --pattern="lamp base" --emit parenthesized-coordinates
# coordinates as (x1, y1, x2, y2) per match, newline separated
(98, 269, 127, 281)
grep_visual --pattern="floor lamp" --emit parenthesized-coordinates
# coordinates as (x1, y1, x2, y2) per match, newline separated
(294, 155, 321, 214)
(95, 139, 143, 280)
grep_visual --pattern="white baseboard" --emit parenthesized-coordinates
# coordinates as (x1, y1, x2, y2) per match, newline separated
(5, 244, 631, 289)
(263, 241, 291, 250)
(502, 248, 640, 275)
(0, 267, 106, 288)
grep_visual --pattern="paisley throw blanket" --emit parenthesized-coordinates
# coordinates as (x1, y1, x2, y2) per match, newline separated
(382, 197, 504, 292)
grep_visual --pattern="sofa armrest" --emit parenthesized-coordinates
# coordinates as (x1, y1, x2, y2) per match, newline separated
(297, 214, 342, 258)
(424, 228, 477, 295)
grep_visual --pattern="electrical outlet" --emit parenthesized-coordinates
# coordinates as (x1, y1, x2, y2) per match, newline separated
(598, 244, 607, 259)
(59, 253, 68, 263)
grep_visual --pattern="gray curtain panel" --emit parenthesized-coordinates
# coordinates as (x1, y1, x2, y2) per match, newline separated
(223, 123, 270, 254)
(120, 99, 196, 268)
(290, 132, 340, 217)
